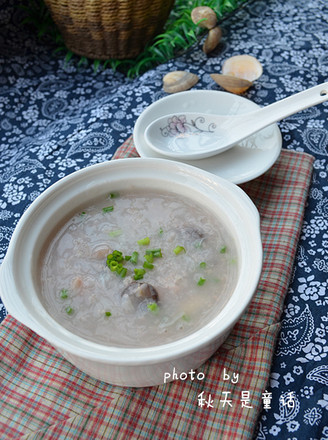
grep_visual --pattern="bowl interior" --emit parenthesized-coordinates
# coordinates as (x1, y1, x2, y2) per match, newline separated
(2, 158, 262, 362)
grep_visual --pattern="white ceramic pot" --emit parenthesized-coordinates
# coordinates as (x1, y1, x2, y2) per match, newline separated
(0, 158, 262, 387)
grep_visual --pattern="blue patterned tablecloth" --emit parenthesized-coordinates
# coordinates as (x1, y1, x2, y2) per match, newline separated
(0, 0, 328, 438)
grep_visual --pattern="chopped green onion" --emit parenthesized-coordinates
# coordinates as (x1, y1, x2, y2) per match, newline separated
(79, 211, 86, 216)
(60, 289, 68, 299)
(109, 260, 119, 271)
(107, 250, 124, 271)
(159, 227, 164, 235)
(199, 262, 207, 269)
(130, 251, 139, 265)
(146, 248, 162, 258)
(105, 311, 112, 317)
(220, 245, 227, 254)
(198, 277, 206, 286)
(109, 229, 122, 237)
(194, 240, 203, 249)
(65, 306, 74, 315)
(144, 253, 154, 264)
(109, 192, 119, 198)
(147, 303, 159, 313)
(125, 255, 131, 261)
(116, 263, 124, 272)
(102, 205, 114, 213)
(115, 265, 123, 275)
(134, 268, 146, 280)
(173, 245, 185, 255)
(137, 237, 150, 246)
(112, 250, 123, 261)
(118, 267, 127, 278)
(182, 314, 190, 322)
(143, 261, 154, 270)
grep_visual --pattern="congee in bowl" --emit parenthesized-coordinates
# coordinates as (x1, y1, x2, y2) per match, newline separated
(0, 158, 262, 386)
(40, 189, 238, 347)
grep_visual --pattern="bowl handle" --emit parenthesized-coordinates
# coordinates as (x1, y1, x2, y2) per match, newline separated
(0, 259, 37, 331)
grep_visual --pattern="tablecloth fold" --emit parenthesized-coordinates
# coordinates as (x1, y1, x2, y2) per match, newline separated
(0, 138, 314, 439)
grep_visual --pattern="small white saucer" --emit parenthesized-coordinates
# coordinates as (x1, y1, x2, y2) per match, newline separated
(133, 90, 282, 184)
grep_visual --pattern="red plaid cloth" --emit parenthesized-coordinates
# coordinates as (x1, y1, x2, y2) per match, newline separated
(0, 136, 314, 439)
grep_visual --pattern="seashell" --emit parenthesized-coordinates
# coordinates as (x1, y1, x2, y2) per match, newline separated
(211, 55, 263, 94)
(203, 26, 222, 54)
(222, 55, 263, 82)
(210, 74, 253, 94)
(163, 71, 199, 94)
(191, 6, 218, 29)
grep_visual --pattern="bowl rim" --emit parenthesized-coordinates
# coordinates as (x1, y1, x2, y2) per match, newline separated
(0, 158, 262, 365)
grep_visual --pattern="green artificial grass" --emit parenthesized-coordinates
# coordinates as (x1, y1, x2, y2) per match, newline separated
(21, 0, 254, 77)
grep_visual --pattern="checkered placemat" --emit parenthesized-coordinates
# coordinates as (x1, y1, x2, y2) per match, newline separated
(0, 137, 314, 439)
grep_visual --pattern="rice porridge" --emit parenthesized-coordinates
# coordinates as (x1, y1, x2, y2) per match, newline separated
(40, 189, 238, 347)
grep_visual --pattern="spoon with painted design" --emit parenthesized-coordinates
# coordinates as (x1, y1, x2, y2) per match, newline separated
(144, 82, 328, 160)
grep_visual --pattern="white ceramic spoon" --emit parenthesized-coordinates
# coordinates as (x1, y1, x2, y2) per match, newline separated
(144, 82, 328, 160)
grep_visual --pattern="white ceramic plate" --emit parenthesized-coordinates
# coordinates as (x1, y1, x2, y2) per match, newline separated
(134, 90, 282, 184)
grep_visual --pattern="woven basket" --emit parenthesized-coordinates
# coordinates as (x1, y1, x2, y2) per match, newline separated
(43, 0, 175, 60)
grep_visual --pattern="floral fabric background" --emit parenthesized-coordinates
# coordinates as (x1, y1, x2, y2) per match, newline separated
(0, 0, 328, 438)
